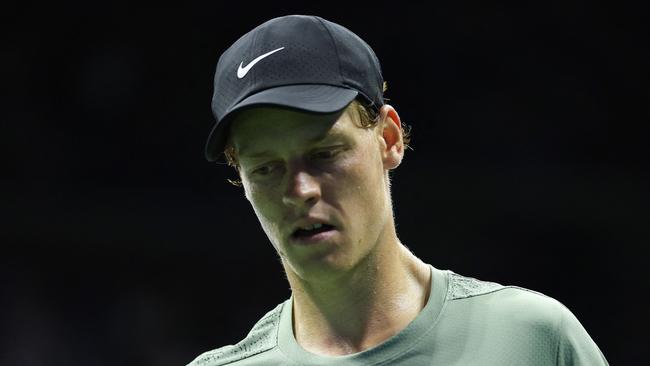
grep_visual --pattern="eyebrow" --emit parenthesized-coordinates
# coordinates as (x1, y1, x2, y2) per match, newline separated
(238, 130, 347, 158)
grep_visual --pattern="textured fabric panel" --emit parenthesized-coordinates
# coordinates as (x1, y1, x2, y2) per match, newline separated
(187, 303, 283, 366)
(447, 270, 504, 300)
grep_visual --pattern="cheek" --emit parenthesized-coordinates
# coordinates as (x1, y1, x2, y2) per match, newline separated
(334, 147, 387, 220)
(353, 141, 386, 194)
(247, 188, 283, 240)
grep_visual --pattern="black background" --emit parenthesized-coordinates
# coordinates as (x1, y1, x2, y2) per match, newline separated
(2, 1, 647, 365)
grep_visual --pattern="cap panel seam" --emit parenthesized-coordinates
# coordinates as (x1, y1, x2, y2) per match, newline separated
(313, 16, 344, 86)
(250, 26, 260, 88)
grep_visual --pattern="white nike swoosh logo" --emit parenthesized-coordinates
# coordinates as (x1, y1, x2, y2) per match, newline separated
(237, 47, 285, 79)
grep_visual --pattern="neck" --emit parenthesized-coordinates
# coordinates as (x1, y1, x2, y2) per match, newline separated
(284, 223, 431, 356)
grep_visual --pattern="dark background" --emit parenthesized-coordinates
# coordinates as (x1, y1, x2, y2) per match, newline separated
(2, 1, 647, 365)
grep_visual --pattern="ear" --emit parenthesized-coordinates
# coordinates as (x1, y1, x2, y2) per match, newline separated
(377, 104, 404, 170)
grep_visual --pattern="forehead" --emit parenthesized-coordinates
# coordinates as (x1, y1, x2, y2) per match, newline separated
(229, 106, 357, 158)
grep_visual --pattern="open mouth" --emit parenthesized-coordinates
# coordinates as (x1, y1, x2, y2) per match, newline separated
(292, 223, 336, 239)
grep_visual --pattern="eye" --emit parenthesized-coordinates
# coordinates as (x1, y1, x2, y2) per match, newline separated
(251, 164, 274, 176)
(312, 148, 340, 160)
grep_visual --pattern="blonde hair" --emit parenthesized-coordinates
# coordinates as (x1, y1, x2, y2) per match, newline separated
(223, 82, 411, 186)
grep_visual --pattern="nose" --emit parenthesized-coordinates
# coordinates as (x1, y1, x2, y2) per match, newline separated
(282, 167, 321, 208)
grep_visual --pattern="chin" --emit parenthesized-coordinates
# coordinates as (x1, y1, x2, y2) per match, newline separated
(284, 251, 362, 283)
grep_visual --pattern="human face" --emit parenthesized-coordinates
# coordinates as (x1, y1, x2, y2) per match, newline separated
(229, 104, 396, 282)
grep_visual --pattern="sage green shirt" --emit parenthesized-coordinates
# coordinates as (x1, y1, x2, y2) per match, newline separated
(188, 265, 608, 365)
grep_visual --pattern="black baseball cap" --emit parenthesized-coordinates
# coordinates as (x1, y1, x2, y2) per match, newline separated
(204, 15, 385, 162)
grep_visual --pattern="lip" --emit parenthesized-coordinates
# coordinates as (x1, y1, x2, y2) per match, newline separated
(290, 217, 335, 234)
(290, 226, 338, 245)
(288, 217, 338, 245)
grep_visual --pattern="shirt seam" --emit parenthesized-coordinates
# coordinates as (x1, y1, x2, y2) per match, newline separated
(448, 284, 554, 301)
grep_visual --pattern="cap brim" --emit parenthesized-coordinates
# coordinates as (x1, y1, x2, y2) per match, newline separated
(205, 84, 358, 162)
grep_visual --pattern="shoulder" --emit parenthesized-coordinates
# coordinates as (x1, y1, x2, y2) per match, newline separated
(445, 270, 608, 364)
(446, 270, 572, 331)
(186, 301, 285, 366)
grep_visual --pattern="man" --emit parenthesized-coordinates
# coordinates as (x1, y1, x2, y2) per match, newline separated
(189, 14, 608, 365)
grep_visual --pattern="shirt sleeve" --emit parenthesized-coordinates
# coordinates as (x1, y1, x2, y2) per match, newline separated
(555, 304, 609, 366)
